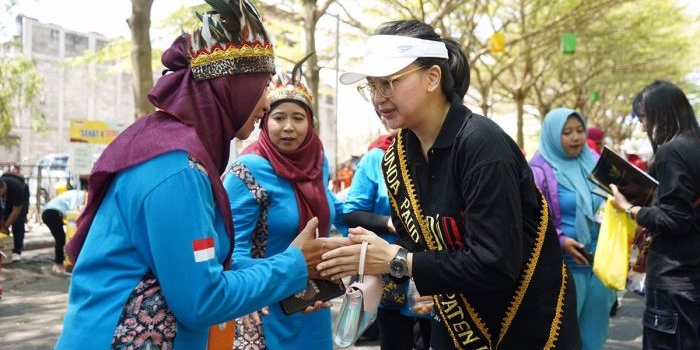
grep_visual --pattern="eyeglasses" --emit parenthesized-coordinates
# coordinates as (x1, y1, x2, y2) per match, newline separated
(356, 66, 425, 102)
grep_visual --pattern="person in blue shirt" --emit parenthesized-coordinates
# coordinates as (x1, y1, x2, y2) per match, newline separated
(222, 55, 347, 350)
(41, 188, 87, 274)
(530, 108, 614, 350)
(56, 2, 342, 349)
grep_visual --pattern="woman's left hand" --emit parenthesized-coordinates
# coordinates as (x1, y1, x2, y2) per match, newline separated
(316, 226, 399, 280)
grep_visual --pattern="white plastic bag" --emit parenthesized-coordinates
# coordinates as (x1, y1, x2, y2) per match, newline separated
(626, 270, 646, 296)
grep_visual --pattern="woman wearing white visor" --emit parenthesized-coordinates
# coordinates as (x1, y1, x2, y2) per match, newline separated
(319, 20, 582, 350)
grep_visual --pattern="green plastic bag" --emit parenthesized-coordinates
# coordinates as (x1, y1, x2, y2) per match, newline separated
(592, 199, 637, 291)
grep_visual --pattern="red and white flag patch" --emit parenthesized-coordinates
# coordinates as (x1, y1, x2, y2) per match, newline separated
(192, 237, 215, 262)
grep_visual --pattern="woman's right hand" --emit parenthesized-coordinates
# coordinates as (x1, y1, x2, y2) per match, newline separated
(290, 217, 352, 280)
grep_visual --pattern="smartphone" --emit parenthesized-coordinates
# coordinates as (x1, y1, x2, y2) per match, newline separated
(575, 246, 594, 264)
(279, 279, 345, 315)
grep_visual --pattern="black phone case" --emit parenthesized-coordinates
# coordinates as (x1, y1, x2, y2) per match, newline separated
(279, 279, 346, 315)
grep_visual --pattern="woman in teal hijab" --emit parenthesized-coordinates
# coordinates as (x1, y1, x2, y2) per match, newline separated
(529, 107, 616, 350)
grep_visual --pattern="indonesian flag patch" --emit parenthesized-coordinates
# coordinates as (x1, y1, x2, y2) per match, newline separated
(192, 237, 215, 262)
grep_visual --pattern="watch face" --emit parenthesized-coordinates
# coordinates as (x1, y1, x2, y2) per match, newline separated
(390, 259, 407, 277)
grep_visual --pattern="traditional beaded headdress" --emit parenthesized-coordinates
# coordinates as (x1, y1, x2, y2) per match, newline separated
(268, 52, 314, 110)
(189, 0, 275, 81)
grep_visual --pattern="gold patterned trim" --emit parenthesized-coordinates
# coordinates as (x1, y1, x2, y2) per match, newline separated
(190, 40, 274, 65)
(545, 262, 568, 349)
(189, 40, 275, 80)
(495, 193, 549, 346)
(393, 133, 436, 249)
(268, 84, 313, 109)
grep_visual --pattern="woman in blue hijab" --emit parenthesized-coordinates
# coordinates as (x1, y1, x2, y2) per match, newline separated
(529, 107, 616, 350)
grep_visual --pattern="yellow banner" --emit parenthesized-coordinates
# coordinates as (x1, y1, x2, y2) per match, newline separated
(69, 119, 125, 144)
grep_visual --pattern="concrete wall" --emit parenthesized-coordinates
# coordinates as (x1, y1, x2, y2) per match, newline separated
(11, 15, 134, 167)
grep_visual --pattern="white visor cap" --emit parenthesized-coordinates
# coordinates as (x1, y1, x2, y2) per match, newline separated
(339, 35, 448, 85)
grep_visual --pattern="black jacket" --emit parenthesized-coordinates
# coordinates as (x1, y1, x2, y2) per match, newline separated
(387, 96, 581, 350)
(638, 133, 700, 290)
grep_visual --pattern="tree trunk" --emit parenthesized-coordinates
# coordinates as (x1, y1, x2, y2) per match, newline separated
(129, 0, 155, 120)
(515, 90, 525, 149)
(302, 2, 320, 130)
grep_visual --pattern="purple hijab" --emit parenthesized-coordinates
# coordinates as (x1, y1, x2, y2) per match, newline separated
(65, 35, 270, 264)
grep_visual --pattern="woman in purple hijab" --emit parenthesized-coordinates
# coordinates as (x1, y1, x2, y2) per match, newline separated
(55, 1, 345, 349)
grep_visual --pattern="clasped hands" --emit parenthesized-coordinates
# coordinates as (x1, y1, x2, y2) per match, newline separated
(291, 220, 401, 312)
(292, 220, 400, 281)
(316, 226, 400, 281)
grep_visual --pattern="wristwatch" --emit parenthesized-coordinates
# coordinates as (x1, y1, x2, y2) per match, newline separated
(389, 247, 409, 278)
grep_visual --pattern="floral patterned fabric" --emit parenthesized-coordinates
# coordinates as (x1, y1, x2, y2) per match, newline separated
(111, 271, 177, 349)
(234, 322, 266, 349)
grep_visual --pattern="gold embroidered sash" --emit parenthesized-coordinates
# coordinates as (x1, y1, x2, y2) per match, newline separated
(382, 131, 566, 350)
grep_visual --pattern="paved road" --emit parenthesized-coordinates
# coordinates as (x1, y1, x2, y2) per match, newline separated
(0, 246, 643, 350)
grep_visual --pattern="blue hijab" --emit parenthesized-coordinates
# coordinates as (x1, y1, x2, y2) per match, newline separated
(538, 107, 599, 245)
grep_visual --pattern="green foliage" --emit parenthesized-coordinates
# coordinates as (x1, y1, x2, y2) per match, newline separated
(24, 0, 698, 150)
(335, 0, 700, 148)
(540, 0, 700, 145)
(157, 4, 210, 39)
(0, 44, 43, 144)
(424, 0, 698, 146)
